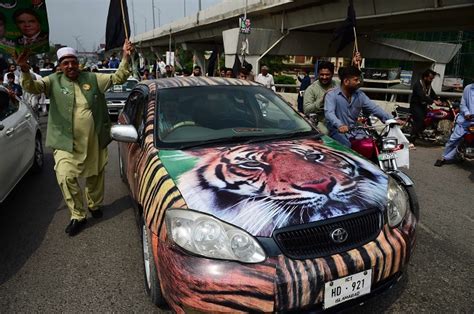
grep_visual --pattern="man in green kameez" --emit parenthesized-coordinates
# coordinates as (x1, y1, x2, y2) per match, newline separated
(16, 39, 134, 236)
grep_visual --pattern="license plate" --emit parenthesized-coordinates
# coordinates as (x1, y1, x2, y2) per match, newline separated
(378, 152, 396, 161)
(323, 269, 372, 309)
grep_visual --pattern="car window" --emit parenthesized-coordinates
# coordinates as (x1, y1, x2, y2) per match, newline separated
(0, 94, 19, 121)
(156, 85, 312, 147)
(108, 79, 138, 93)
(123, 90, 147, 131)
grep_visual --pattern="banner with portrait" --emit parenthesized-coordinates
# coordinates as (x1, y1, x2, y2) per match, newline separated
(0, 0, 50, 55)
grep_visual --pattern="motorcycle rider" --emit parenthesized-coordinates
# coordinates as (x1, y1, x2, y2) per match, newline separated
(435, 83, 474, 166)
(410, 69, 442, 145)
(324, 65, 393, 147)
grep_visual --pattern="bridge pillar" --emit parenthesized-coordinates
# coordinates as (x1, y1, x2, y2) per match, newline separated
(223, 28, 284, 75)
(432, 63, 446, 93)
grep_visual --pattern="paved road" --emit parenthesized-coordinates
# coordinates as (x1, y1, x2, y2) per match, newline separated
(0, 120, 472, 312)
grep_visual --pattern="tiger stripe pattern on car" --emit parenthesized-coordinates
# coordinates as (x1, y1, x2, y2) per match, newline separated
(274, 210, 416, 311)
(151, 212, 416, 313)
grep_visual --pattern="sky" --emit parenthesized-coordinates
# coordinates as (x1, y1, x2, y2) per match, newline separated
(46, 0, 223, 51)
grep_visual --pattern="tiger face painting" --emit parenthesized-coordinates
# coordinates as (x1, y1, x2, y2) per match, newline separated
(175, 139, 388, 237)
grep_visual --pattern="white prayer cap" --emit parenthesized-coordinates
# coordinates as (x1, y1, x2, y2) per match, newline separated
(57, 47, 77, 62)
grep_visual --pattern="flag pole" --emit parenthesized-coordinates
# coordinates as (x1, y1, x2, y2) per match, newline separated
(120, 0, 129, 39)
(352, 26, 358, 53)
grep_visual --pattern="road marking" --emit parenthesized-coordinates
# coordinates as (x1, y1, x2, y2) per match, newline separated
(418, 222, 443, 240)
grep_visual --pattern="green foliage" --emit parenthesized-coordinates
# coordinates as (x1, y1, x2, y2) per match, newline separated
(176, 49, 194, 71)
(274, 75, 296, 84)
(260, 55, 290, 73)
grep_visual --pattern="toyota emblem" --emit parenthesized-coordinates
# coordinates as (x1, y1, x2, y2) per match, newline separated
(330, 228, 348, 243)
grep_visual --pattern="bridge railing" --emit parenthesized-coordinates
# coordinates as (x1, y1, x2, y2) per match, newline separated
(274, 84, 463, 99)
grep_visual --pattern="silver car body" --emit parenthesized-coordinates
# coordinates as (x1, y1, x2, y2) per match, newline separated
(0, 93, 42, 203)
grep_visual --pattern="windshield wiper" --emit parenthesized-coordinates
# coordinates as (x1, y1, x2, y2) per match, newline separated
(244, 129, 321, 143)
(176, 130, 320, 150)
(176, 136, 258, 150)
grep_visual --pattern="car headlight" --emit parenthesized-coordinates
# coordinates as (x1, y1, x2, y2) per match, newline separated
(382, 137, 398, 150)
(386, 177, 409, 227)
(165, 209, 266, 263)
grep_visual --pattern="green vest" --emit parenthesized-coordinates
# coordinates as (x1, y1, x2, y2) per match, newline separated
(46, 72, 111, 152)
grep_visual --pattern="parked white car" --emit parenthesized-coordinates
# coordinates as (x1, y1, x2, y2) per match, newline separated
(0, 86, 43, 203)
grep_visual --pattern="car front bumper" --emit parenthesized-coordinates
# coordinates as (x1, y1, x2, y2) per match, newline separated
(107, 102, 125, 115)
(154, 211, 417, 313)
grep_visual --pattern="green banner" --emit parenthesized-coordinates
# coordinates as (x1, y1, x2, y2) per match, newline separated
(0, 0, 49, 55)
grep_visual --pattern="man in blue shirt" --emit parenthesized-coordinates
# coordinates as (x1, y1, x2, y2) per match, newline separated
(434, 83, 474, 166)
(324, 66, 392, 147)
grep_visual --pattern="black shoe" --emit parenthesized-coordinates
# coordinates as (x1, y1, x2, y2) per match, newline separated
(434, 159, 444, 167)
(66, 219, 87, 237)
(88, 208, 103, 218)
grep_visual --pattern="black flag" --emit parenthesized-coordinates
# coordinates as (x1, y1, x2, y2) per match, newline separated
(232, 54, 241, 78)
(333, 0, 356, 53)
(105, 0, 131, 51)
(207, 49, 218, 76)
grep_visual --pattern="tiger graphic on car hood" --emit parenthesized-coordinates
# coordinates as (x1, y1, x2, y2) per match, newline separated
(160, 138, 388, 237)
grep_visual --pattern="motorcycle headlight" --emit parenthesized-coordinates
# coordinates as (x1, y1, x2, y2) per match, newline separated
(382, 137, 398, 150)
(386, 177, 409, 227)
(165, 209, 266, 263)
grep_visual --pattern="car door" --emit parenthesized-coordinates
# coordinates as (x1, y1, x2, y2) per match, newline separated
(120, 87, 148, 199)
(0, 99, 33, 201)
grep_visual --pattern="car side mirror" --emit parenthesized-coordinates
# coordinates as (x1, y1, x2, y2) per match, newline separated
(111, 124, 138, 143)
(306, 113, 319, 126)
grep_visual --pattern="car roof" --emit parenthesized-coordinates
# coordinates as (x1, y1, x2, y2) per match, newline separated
(138, 77, 261, 90)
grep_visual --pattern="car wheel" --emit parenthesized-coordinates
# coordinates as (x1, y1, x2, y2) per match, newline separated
(401, 120, 413, 138)
(404, 185, 419, 221)
(31, 134, 44, 173)
(141, 216, 166, 306)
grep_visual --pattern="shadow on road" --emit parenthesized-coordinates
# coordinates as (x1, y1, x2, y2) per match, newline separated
(85, 195, 134, 230)
(345, 272, 409, 313)
(456, 161, 474, 182)
(0, 150, 63, 285)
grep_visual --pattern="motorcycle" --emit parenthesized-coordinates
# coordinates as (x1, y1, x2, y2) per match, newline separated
(349, 120, 409, 172)
(393, 100, 459, 144)
(456, 122, 474, 161)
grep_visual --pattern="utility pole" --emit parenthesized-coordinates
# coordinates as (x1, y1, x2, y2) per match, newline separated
(199, 0, 201, 11)
(152, 0, 155, 29)
(158, 8, 161, 27)
(184, 0, 186, 17)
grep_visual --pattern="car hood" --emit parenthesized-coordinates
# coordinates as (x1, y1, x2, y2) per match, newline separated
(159, 137, 388, 237)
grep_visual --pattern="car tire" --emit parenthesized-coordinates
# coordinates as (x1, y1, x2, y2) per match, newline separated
(31, 133, 44, 173)
(404, 185, 419, 221)
(141, 216, 166, 306)
(401, 120, 413, 138)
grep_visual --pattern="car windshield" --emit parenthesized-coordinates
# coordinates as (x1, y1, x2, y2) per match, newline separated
(39, 69, 52, 77)
(107, 79, 137, 93)
(156, 85, 315, 149)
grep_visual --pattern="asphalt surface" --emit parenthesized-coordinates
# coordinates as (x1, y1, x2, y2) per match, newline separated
(0, 117, 472, 312)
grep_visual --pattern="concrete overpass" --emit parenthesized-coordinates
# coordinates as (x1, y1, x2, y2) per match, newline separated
(131, 0, 474, 90)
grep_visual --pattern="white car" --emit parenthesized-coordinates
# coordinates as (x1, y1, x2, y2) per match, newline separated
(0, 86, 44, 203)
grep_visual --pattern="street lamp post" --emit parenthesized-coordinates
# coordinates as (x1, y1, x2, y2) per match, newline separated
(158, 8, 161, 27)
(184, 0, 186, 17)
(152, 0, 155, 29)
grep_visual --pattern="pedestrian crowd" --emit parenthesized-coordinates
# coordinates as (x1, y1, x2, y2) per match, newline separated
(2, 42, 471, 238)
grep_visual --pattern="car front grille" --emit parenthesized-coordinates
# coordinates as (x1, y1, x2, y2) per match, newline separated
(273, 209, 383, 259)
